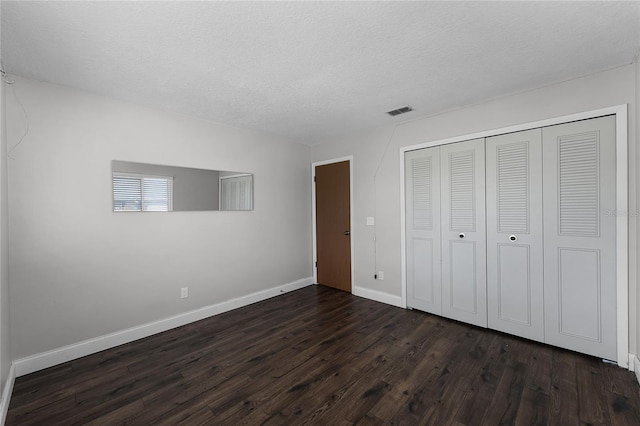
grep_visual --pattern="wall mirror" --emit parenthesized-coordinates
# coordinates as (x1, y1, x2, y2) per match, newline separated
(112, 160, 253, 212)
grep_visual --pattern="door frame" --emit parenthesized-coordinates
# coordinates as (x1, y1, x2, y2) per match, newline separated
(399, 104, 629, 368)
(312, 156, 355, 290)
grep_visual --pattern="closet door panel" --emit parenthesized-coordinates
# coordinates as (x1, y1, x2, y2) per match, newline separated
(441, 138, 487, 327)
(486, 129, 544, 342)
(449, 240, 478, 312)
(405, 148, 442, 314)
(543, 115, 617, 360)
(495, 245, 532, 323)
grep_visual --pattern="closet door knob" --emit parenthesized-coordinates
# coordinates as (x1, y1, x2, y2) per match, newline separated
(459, 233, 465, 239)
(509, 235, 517, 242)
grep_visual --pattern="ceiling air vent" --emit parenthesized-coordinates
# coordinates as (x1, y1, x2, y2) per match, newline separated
(386, 106, 413, 117)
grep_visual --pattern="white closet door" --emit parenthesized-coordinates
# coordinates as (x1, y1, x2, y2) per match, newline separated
(543, 115, 617, 360)
(220, 175, 253, 211)
(405, 148, 442, 314)
(440, 139, 487, 327)
(486, 129, 544, 342)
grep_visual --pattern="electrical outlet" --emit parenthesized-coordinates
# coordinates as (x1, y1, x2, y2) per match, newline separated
(181, 287, 189, 298)
(378, 271, 384, 280)
(366, 217, 375, 226)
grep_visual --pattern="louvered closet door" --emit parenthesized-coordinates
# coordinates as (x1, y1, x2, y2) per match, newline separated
(441, 139, 487, 327)
(543, 115, 617, 360)
(486, 129, 544, 342)
(405, 147, 442, 314)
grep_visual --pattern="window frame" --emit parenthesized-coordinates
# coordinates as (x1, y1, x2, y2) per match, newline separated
(112, 172, 174, 212)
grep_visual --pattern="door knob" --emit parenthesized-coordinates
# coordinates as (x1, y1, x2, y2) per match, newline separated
(459, 233, 465, 239)
(509, 235, 517, 242)
(343, 230, 350, 236)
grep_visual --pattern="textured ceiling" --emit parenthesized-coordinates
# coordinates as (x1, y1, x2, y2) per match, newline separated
(2, 1, 639, 145)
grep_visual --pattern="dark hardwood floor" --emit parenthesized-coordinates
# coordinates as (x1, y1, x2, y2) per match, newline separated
(7, 285, 640, 425)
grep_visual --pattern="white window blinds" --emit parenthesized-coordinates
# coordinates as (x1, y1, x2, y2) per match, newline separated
(113, 173, 173, 212)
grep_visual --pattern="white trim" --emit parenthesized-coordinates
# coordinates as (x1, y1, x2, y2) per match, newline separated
(219, 173, 252, 179)
(615, 107, 629, 369)
(14, 277, 313, 377)
(112, 171, 174, 180)
(399, 144, 408, 309)
(0, 364, 15, 426)
(353, 286, 403, 308)
(615, 105, 633, 368)
(399, 104, 629, 368)
(311, 156, 355, 290)
(401, 105, 627, 152)
(634, 355, 640, 384)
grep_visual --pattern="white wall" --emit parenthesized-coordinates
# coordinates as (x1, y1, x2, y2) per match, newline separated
(0, 79, 9, 387)
(311, 64, 639, 356)
(636, 57, 640, 362)
(6, 77, 312, 359)
(0, 0, 13, 395)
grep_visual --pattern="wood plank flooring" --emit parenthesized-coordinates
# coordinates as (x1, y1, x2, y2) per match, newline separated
(7, 285, 640, 425)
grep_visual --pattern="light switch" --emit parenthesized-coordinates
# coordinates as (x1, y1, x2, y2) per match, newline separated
(366, 217, 375, 226)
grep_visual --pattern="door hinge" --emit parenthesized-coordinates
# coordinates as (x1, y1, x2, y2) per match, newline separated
(314, 176, 316, 182)
(315, 261, 317, 268)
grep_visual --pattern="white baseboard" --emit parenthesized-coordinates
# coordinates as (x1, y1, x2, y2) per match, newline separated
(14, 277, 313, 377)
(0, 364, 15, 426)
(634, 354, 640, 385)
(352, 286, 403, 308)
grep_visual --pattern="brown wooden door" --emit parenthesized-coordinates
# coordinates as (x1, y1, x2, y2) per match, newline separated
(315, 161, 351, 292)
